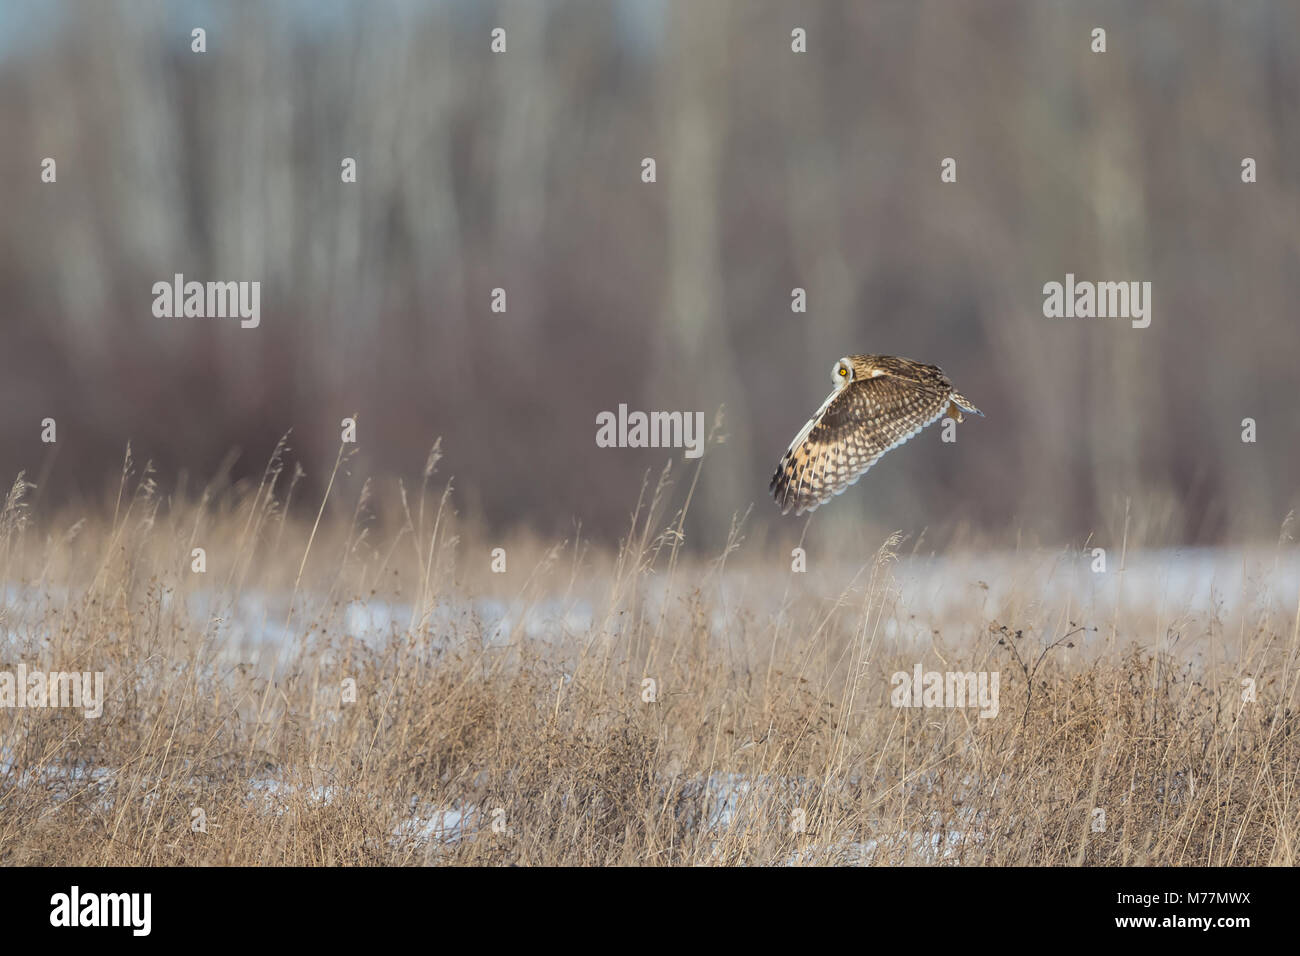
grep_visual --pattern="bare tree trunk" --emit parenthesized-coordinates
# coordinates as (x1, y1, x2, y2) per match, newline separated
(655, 0, 752, 538)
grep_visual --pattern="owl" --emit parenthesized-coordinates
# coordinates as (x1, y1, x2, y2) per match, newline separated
(769, 354, 983, 515)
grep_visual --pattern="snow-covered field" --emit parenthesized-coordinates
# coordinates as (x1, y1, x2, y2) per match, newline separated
(3, 545, 1296, 865)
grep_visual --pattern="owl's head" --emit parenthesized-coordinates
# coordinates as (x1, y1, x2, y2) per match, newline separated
(830, 356, 855, 389)
(831, 355, 881, 389)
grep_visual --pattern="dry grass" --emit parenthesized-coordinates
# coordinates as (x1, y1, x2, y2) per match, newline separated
(1, 440, 1298, 866)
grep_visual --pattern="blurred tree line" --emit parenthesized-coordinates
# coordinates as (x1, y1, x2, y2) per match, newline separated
(0, 0, 1296, 547)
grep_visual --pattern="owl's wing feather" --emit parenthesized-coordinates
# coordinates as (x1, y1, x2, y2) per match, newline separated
(770, 370, 953, 515)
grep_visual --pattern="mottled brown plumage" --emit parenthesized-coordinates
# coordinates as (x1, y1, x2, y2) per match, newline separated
(770, 354, 982, 516)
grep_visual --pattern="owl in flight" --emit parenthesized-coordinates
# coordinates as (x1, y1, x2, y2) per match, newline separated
(770, 354, 983, 515)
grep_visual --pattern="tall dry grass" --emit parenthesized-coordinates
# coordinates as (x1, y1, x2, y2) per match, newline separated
(1, 438, 1298, 865)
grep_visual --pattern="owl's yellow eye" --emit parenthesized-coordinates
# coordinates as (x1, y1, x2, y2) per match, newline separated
(838, 367, 847, 377)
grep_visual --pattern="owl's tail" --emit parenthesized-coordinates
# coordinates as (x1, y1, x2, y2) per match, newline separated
(950, 391, 984, 419)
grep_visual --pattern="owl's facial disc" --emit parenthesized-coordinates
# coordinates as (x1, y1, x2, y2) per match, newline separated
(832, 358, 853, 387)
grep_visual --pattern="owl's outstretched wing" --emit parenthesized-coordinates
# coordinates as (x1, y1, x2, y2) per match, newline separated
(769, 370, 952, 516)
